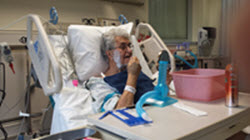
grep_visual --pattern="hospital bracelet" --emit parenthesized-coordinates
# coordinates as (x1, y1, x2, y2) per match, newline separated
(124, 85, 136, 95)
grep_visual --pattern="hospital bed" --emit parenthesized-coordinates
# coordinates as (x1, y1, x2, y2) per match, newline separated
(26, 14, 176, 134)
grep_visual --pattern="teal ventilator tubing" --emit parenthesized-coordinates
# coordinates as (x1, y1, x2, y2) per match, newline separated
(174, 50, 198, 69)
(135, 50, 178, 121)
(174, 42, 198, 69)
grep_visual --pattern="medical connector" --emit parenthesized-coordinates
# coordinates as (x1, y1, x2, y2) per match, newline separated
(119, 14, 128, 24)
(50, 7, 58, 25)
(0, 42, 13, 63)
(0, 42, 15, 74)
(135, 50, 178, 121)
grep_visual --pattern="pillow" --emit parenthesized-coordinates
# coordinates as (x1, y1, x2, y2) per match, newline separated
(67, 23, 133, 82)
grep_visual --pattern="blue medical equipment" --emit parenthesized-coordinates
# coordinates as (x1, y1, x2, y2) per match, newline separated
(99, 108, 152, 127)
(174, 43, 198, 69)
(135, 50, 178, 121)
(49, 7, 58, 25)
(119, 14, 128, 24)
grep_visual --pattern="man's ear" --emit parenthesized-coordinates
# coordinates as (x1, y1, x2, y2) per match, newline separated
(106, 50, 113, 59)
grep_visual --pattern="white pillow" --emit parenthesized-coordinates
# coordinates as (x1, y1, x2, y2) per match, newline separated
(67, 23, 133, 82)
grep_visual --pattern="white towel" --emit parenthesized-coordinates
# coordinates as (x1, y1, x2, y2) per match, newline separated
(173, 102, 208, 117)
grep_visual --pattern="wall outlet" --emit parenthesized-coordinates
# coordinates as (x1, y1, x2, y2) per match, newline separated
(97, 18, 121, 26)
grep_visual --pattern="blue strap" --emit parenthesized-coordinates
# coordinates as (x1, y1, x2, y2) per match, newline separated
(100, 92, 119, 112)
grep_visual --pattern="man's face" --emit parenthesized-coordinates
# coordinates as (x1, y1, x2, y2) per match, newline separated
(114, 36, 132, 65)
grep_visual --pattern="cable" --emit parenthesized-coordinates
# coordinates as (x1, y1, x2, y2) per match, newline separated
(0, 15, 28, 31)
(0, 63, 7, 140)
(16, 57, 33, 139)
(0, 14, 67, 48)
(0, 90, 6, 107)
(0, 62, 7, 140)
(0, 63, 5, 91)
(39, 15, 68, 50)
(0, 92, 26, 118)
(0, 122, 7, 140)
(0, 63, 6, 107)
(0, 14, 65, 37)
(15, 43, 32, 138)
(39, 15, 66, 35)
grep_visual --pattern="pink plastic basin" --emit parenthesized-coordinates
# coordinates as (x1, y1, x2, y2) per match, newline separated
(171, 69, 226, 102)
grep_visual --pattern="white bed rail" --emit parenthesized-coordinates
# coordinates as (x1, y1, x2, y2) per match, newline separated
(131, 36, 153, 78)
(135, 23, 175, 74)
(27, 14, 62, 96)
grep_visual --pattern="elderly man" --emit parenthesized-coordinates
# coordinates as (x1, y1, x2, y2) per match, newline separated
(85, 28, 155, 113)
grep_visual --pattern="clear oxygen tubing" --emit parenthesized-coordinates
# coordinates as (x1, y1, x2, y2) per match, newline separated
(136, 60, 178, 121)
(174, 50, 198, 69)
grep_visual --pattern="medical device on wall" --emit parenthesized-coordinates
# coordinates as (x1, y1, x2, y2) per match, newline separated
(50, 7, 58, 25)
(0, 42, 15, 74)
(82, 18, 96, 25)
(198, 27, 216, 56)
(97, 17, 121, 26)
(119, 14, 128, 24)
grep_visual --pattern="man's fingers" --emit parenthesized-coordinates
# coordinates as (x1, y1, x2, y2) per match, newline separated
(129, 56, 140, 65)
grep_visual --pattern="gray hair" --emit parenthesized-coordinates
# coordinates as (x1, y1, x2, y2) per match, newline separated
(101, 28, 130, 62)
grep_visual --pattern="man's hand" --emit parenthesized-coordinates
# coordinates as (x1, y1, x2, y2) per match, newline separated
(127, 56, 141, 77)
(126, 56, 141, 88)
(116, 57, 141, 109)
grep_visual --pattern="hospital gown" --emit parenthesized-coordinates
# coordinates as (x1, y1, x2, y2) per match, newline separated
(85, 77, 121, 113)
(86, 71, 155, 113)
(104, 70, 155, 104)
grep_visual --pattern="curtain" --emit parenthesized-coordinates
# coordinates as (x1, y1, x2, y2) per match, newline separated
(220, 0, 246, 62)
(221, 0, 250, 92)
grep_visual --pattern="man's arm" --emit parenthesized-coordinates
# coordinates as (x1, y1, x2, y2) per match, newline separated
(116, 57, 141, 109)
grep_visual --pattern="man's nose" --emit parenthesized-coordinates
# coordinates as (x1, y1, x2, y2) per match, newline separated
(126, 46, 132, 53)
